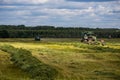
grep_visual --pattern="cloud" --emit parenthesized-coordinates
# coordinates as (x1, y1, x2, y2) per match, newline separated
(66, 0, 118, 2)
(0, 0, 120, 28)
(112, 10, 120, 13)
(0, 0, 49, 4)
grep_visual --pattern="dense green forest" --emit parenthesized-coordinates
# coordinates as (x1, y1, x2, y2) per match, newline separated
(0, 25, 120, 38)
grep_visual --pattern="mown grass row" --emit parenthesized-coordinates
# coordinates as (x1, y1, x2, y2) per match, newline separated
(70, 43, 120, 53)
(0, 45, 58, 80)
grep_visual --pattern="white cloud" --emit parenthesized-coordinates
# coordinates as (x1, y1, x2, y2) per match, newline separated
(0, 5, 17, 8)
(2, 0, 49, 4)
(0, 0, 120, 28)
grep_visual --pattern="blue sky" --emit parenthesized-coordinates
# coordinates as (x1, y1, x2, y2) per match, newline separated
(0, 0, 120, 28)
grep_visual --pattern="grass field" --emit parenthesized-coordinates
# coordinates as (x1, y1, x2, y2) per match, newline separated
(0, 38, 120, 80)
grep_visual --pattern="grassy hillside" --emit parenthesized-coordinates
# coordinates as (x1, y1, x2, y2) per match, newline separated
(0, 38, 120, 80)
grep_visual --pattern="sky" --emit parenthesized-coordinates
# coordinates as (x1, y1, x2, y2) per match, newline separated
(0, 0, 120, 28)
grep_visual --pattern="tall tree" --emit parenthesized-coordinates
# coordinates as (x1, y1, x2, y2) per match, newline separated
(0, 30, 9, 38)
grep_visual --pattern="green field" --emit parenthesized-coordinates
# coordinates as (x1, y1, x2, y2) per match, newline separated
(0, 38, 120, 80)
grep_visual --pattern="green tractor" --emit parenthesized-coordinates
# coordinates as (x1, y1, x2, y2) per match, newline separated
(81, 31, 97, 44)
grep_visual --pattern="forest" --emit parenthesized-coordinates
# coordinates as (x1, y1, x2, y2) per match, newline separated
(0, 25, 120, 38)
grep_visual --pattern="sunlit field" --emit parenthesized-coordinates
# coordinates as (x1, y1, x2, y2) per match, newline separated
(0, 38, 120, 80)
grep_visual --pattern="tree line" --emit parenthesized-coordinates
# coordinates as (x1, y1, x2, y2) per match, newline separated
(0, 25, 120, 38)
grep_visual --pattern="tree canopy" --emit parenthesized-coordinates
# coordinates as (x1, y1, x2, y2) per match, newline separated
(0, 25, 119, 38)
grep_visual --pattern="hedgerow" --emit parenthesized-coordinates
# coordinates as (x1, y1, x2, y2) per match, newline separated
(0, 45, 58, 80)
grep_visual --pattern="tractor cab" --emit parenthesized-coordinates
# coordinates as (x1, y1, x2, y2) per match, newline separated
(35, 35, 41, 41)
